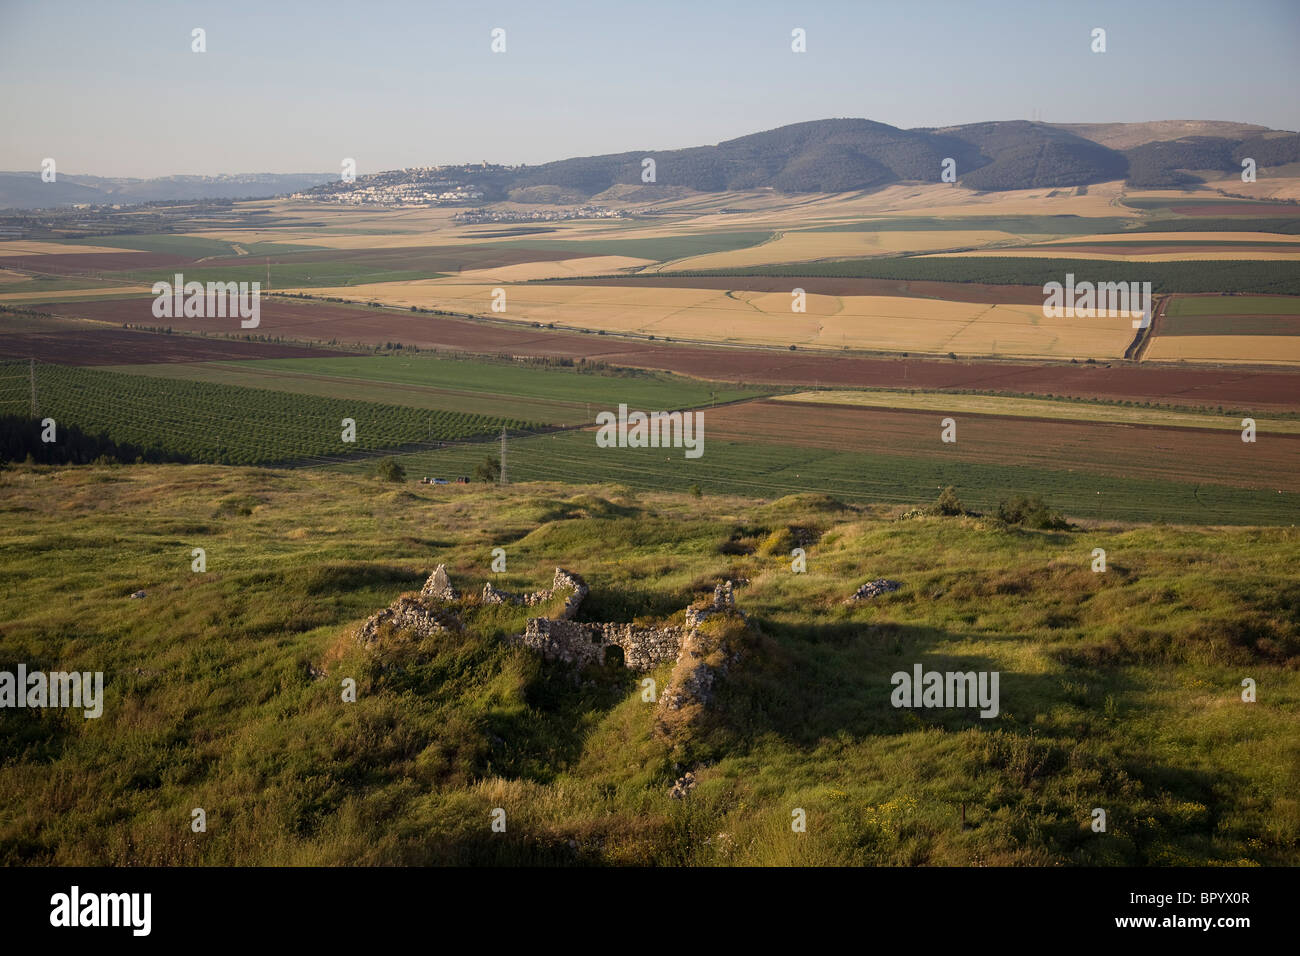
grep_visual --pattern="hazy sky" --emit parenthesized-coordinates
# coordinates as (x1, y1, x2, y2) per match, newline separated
(2, 0, 1297, 178)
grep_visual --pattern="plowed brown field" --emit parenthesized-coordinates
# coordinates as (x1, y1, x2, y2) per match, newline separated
(704, 400, 1300, 491)
(36, 296, 1300, 411)
(0, 327, 358, 364)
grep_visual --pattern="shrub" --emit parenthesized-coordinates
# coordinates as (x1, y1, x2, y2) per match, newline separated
(756, 527, 795, 557)
(996, 493, 1069, 530)
(930, 486, 964, 516)
(375, 458, 406, 483)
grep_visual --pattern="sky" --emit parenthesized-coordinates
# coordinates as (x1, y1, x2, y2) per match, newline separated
(1, 0, 1297, 178)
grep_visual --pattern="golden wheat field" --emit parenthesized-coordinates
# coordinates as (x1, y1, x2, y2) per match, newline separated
(287, 279, 1134, 358)
(774, 390, 1300, 432)
(1144, 334, 1300, 365)
(0, 240, 139, 256)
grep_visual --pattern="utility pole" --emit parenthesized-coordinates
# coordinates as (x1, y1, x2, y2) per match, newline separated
(500, 427, 507, 485)
(29, 358, 38, 417)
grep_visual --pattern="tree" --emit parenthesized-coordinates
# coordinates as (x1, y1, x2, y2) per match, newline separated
(475, 455, 501, 483)
(375, 457, 405, 483)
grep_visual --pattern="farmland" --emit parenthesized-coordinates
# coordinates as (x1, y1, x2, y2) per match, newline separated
(324, 422, 1297, 526)
(280, 281, 1133, 360)
(29, 296, 1300, 411)
(655, 257, 1300, 295)
(0, 361, 535, 465)
(105, 354, 774, 427)
(774, 389, 1300, 433)
(2, 176, 1299, 878)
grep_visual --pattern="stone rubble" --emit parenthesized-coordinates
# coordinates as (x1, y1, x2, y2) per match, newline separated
(669, 772, 697, 800)
(850, 579, 903, 601)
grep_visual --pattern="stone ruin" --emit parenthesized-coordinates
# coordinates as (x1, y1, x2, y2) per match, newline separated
(515, 577, 744, 675)
(519, 618, 688, 671)
(481, 567, 588, 621)
(355, 595, 459, 645)
(685, 580, 741, 628)
(354, 566, 749, 750)
(357, 565, 745, 682)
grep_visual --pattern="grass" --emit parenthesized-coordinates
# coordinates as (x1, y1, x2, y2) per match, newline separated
(0, 464, 1295, 865)
(324, 428, 1299, 526)
(104, 355, 775, 427)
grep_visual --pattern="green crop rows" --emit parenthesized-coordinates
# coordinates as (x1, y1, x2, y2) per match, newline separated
(0, 362, 536, 466)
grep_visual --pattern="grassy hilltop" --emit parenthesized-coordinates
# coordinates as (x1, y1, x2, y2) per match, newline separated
(1, 463, 1296, 866)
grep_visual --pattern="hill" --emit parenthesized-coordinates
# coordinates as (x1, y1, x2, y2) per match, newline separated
(0, 171, 337, 211)
(297, 118, 1299, 204)
(1, 464, 1295, 865)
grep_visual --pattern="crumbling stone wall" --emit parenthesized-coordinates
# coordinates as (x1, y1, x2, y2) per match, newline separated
(685, 581, 739, 628)
(356, 595, 458, 645)
(512, 578, 742, 674)
(481, 567, 588, 620)
(517, 619, 688, 671)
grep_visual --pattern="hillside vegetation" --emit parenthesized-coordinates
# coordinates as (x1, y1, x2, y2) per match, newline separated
(1, 465, 1295, 865)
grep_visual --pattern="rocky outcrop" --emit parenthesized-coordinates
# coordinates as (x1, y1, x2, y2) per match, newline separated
(355, 595, 459, 645)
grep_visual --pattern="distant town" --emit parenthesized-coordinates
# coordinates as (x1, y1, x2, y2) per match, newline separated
(452, 205, 621, 224)
(293, 166, 489, 206)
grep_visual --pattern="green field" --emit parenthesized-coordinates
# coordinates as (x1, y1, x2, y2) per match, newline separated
(654, 257, 1300, 295)
(807, 216, 1135, 234)
(325, 428, 1299, 526)
(107, 355, 775, 427)
(0, 274, 140, 296)
(1130, 218, 1300, 234)
(0, 362, 535, 465)
(1, 465, 1295, 865)
(505, 231, 775, 262)
(56, 233, 239, 258)
(119, 261, 447, 290)
(50, 234, 327, 259)
(1167, 295, 1300, 315)
(1122, 198, 1300, 214)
